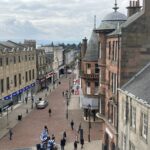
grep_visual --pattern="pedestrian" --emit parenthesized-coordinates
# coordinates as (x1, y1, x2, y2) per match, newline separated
(74, 140, 78, 150)
(9, 128, 13, 140)
(62, 91, 64, 97)
(25, 97, 28, 104)
(31, 96, 34, 103)
(48, 108, 51, 117)
(78, 123, 81, 133)
(70, 120, 74, 130)
(63, 131, 67, 140)
(47, 136, 55, 150)
(80, 138, 84, 149)
(60, 138, 66, 150)
(52, 134, 55, 141)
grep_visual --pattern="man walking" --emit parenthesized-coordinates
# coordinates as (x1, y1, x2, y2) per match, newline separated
(74, 140, 78, 150)
(9, 128, 13, 140)
(70, 120, 74, 130)
(48, 108, 51, 117)
(60, 138, 66, 150)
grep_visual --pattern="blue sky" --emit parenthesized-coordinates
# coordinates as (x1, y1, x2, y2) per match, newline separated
(0, 0, 142, 43)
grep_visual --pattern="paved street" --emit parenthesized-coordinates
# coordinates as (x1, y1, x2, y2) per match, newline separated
(0, 70, 103, 150)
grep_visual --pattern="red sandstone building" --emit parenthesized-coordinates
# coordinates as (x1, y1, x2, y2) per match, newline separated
(80, 0, 150, 149)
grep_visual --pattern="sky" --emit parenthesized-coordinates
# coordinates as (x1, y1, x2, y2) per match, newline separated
(0, 0, 142, 44)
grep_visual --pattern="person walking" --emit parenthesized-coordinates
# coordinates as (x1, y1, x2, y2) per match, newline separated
(74, 140, 78, 150)
(63, 131, 67, 140)
(25, 97, 28, 104)
(80, 138, 84, 149)
(60, 138, 66, 150)
(48, 108, 51, 117)
(70, 120, 74, 130)
(9, 128, 13, 140)
(52, 134, 55, 142)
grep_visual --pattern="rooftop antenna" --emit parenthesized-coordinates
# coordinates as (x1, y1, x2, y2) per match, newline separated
(113, 0, 119, 12)
(94, 15, 96, 29)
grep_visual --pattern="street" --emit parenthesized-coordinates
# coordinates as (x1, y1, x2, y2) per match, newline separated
(0, 71, 103, 150)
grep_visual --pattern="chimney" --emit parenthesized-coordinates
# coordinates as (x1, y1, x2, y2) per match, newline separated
(127, 0, 141, 17)
(81, 37, 87, 58)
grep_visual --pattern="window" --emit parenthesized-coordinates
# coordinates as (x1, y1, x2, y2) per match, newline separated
(6, 57, 9, 65)
(25, 55, 27, 61)
(14, 75, 17, 87)
(0, 58, 3, 66)
(95, 64, 99, 73)
(130, 106, 136, 129)
(18, 56, 21, 63)
(1, 79, 4, 93)
(14, 56, 16, 64)
(25, 71, 28, 82)
(6, 77, 10, 90)
(29, 70, 31, 81)
(86, 81, 91, 94)
(32, 55, 34, 60)
(86, 63, 91, 74)
(32, 69, 35, 79)
(19, 74, 21, 85)
(141, 113, 148, 140)
(129, 141, 135, 150)
(87, 64, 91, 68)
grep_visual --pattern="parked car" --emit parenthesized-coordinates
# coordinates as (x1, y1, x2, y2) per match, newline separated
(67, 69, 72, 74)
(36, 100, 48, 109)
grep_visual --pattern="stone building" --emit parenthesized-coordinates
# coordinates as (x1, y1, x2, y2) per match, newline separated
(80, 29, 99, 121)
(35, 49, 47, 92)
(85, 0, 150, 149)
(0, 40, 36, 110)
(118, 62, 150, 150)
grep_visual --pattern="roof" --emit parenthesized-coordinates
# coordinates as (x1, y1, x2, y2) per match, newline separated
(121, 10, 144, 28)
(97, 10, 127, 31)
(83, 30, 99, 61)
(121, 62, 150, 105)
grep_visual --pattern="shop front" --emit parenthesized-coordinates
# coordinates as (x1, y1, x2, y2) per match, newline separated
(2, 83, 35, 105)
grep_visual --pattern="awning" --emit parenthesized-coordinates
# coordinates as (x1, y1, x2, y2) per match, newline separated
(80, 90, 98, 110)
(0, 100, 13, 113)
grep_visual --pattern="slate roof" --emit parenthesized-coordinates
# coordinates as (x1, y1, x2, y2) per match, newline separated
(121, 62, 150, 104)
(97, 10, 127, 31)
(83, 30, 99, 61)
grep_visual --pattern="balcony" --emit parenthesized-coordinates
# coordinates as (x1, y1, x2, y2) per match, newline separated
(81, 73, 99, 80)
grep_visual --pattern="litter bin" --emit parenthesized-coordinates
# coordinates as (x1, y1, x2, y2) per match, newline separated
(18, 115, 22, 121)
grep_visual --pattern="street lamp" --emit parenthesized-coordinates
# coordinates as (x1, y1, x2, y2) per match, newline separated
(88, 104, 91, 142)
(66, 92, 69, 119)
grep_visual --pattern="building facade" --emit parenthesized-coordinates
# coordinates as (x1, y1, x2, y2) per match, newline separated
(118, 62, 150, 150)
(0, 40, 36, 109)
(92, 0, 150, 149)
(36, 49, 47, 92)
(80, 30, 99, 121)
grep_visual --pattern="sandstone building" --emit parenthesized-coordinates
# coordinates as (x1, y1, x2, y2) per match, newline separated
(0, 40, 36, 111)
(118, 62, 150, 150)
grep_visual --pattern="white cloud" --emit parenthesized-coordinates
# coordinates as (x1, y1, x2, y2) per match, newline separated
(0, 0, 143, 43)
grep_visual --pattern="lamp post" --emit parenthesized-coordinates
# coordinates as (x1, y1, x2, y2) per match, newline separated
(66, 92, 69, 119)
(88, 104, 91, 142)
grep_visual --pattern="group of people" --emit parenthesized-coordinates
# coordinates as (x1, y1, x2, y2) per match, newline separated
(40, 126, 57, 150)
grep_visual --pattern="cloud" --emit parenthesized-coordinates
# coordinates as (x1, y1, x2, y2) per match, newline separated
(0, 0, 141, 42)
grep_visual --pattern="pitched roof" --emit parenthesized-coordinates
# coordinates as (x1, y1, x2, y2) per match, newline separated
(83, 30, 99, 61)
(121, 62, 150, 104)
